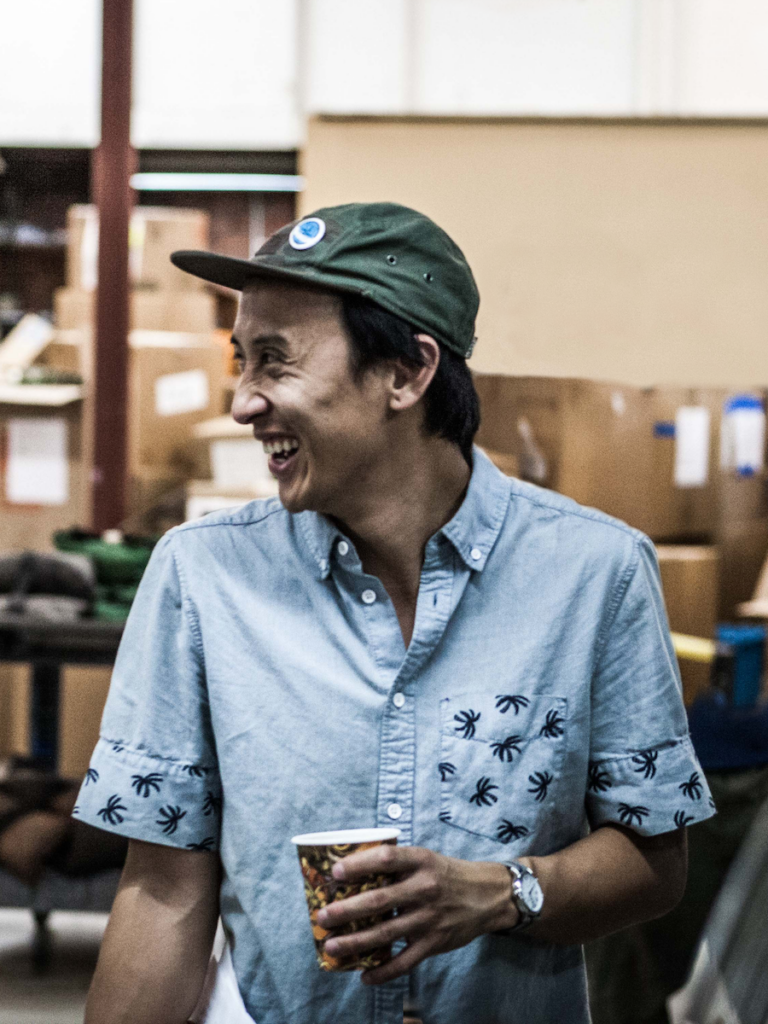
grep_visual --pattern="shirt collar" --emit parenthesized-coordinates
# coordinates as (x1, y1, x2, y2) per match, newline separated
(438, 446, 511, 570)
(296, 446, 511, 579)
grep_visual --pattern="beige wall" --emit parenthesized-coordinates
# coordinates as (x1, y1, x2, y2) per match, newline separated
(301, 116, 768, 386)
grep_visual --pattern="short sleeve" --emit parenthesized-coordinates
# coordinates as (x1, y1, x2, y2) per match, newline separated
(74, 533, 221, 853)
(585, 534, 715, 837)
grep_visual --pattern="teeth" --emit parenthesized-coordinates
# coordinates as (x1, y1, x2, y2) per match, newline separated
(262, 437, 299, 455)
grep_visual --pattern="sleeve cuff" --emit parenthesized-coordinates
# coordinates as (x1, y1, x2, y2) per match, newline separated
(73, 737, 222, 852)
(585, 736, 716, 836)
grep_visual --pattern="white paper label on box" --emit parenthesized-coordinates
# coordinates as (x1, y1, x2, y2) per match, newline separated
(5, 417, 69, 505)
(674, 406, 710, 488)
(720, 395, 766, 475)
(155, 369, 209, 417)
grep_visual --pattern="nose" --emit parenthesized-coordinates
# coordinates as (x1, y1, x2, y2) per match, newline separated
(231, 381, 270, 425)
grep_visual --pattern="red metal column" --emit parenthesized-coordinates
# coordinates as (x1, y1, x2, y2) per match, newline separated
(91, 0, 135, 531)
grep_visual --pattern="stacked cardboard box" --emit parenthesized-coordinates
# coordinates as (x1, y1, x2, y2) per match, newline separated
(180, 415, 278, 519)
(38, 329, 227, 530)
(656, 546, 720, 705)
(53, 205, 217, 334)
(473, 374, 768, 623)
(0, 385, 88, 552)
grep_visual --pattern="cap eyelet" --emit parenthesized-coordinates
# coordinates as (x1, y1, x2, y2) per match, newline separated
(423, 272, 433, 282)
(386, 254, 398, 265)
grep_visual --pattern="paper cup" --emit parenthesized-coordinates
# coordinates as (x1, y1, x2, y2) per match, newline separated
(291, 827, 401, 972)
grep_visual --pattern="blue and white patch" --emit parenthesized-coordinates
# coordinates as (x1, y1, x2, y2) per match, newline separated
(289, 217, 326, 250)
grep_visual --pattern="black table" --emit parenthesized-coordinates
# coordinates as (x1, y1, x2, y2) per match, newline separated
(0, 614, 124, 772)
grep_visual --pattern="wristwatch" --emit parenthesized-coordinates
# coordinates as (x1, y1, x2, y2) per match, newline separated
(495, 861, 544, 935)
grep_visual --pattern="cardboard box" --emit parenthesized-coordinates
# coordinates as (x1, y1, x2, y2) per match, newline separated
(185, 478, 278, 521)
(0, 663, 30, 760)
(129, 333, 226, 472)
(66, 204, 209, 293)
(59, 666, 112, 778)
(656, 545, 719, 705)
(0, 390, 89, 552)
(181, 416, 271, 489)
(473, 375, 722, 540)
(37, 330, 226, 476)
(54, 287, 216, 333)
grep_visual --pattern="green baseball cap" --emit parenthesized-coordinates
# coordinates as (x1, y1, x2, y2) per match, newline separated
(170, 202, 479, 359)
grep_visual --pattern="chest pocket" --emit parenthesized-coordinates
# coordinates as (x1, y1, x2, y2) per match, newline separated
(438, 690, 568, 847)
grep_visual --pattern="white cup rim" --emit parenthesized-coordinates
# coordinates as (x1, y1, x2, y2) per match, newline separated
(291, 827, 401, 846)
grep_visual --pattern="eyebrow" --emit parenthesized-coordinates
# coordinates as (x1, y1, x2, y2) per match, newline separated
(230, 333, 289, 350)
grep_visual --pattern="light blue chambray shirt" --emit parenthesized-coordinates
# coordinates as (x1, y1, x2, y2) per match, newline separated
(76, 448, 714, 1024)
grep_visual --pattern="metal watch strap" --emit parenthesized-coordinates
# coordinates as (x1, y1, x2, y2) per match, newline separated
(495, 861, 540, 935)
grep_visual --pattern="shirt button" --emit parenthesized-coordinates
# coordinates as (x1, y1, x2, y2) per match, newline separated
(337, 540, 349, 556)
(387, 803, 403, 820)
(470, 547, 482, 561)
(361, 589, 377, 605)
(393, 692, 405, 708)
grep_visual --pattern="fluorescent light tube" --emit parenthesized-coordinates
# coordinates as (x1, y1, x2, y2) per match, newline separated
(130, 173, 304, 192)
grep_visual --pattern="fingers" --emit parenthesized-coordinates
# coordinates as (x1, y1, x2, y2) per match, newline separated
(331, 843, 427, 882)
(324, 907, 431, 960)
(362, 935, 436, 985)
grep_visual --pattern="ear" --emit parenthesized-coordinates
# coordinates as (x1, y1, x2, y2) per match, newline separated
(388, 334, 440, 412)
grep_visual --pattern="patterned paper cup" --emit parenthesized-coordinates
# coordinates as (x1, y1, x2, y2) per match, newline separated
(291, 827, 401, 972)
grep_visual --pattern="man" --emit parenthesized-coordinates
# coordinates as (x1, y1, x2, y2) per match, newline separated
(78, 202, 714, 1024)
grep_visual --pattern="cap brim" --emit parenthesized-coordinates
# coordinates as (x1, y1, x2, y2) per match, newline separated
(170, 249, 334, 293)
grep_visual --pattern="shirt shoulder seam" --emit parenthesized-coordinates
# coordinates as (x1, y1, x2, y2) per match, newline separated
(509, 483, 641, 540)
(171, 501, 287, 535)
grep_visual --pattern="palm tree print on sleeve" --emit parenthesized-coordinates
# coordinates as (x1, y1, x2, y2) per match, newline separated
(495, 694, 530, 715)
(631, 750, 659, 780)
(186, 838, 216, 851)
(131, 773, 163, 798)
(527, 771, 554, 802)
(497, 820, 530, 844)
(539, 709, 565, 739)
(587, 762, 612, 793)
(674, 810, 694, 828)
(469, 777, 499, 807)
(490, 735, 523, 762)
(97, 795, 127, 826)
(84, 768, 99, 785)
(203, 791, 222, 817)
(454, 709, 481, 739)
(180, 765, 210, 778)
(438, 811, 452, 823)
(617, 803, 650, 827)
(679, 772, 703, 800)
(156, 805, 187, 835)
(438, 762, 456, 782)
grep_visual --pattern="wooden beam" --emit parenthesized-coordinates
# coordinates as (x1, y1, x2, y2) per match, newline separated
(91, 0, 135, 531)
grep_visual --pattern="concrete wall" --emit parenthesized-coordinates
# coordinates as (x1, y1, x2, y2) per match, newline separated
(300, 115, 768, 387)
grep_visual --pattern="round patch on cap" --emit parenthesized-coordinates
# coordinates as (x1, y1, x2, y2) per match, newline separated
(289, 217, 326, 250)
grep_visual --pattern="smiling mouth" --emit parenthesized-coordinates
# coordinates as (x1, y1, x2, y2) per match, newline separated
(262, 436, 300, 470)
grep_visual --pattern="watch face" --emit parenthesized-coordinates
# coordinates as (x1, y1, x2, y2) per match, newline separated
(520, 873, 544, 914)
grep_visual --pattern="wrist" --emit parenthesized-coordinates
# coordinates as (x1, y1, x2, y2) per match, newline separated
(483, 862, 521, 934)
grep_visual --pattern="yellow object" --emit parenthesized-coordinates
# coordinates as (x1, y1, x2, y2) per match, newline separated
(671, 632, 717, 664)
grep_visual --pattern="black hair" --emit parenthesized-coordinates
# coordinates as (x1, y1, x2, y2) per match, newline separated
(340, 294, 480, 465)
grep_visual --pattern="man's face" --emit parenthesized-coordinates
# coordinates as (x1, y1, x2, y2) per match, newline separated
(230, 281, 391, 516)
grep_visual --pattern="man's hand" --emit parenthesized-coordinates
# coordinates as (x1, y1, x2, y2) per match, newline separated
(316, 845, 514, 985)
(316, 824, 688, 986)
